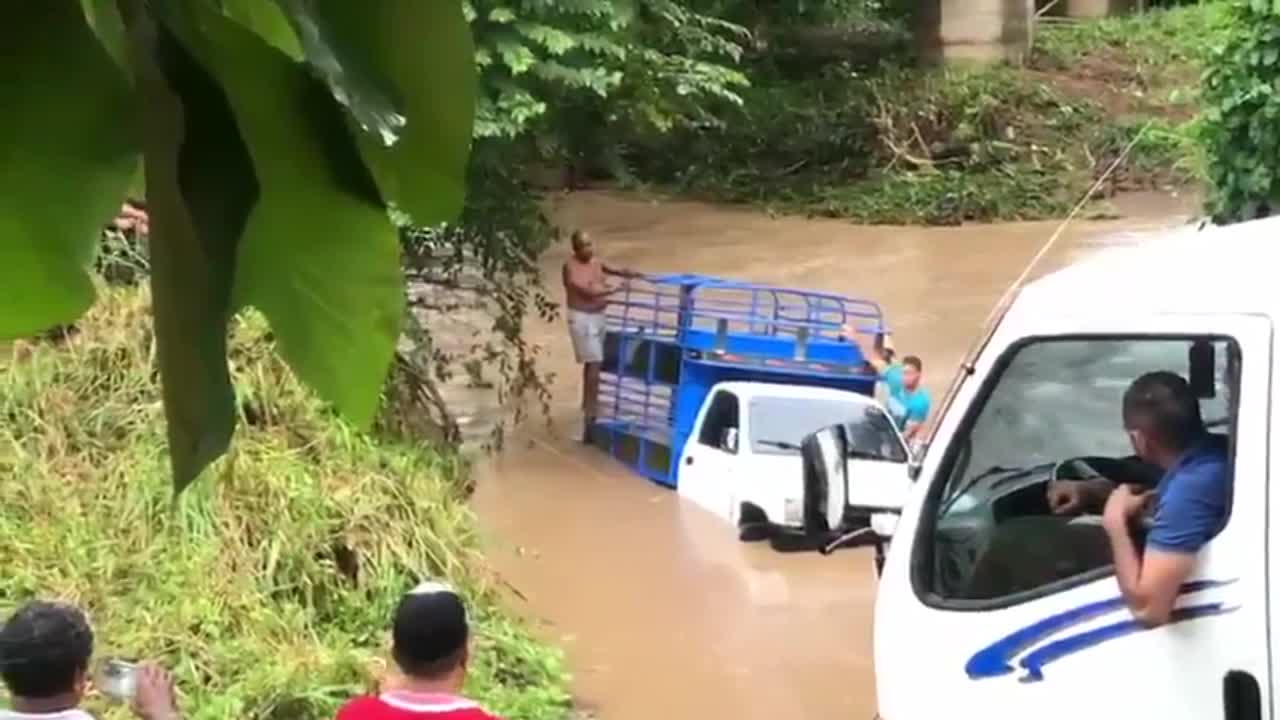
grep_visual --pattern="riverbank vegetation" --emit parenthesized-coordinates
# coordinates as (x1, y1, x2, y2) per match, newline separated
(623, 2, 1222, 224)
(0, 288, 570, 720)
(1200, 0, 1280, 223)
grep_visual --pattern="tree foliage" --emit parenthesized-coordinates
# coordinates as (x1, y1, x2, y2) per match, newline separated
(469, 0, 750, 141)
(1201, 0, 1280, 223)
(2, 0, 474, 490)
(389, 0, 754, 448)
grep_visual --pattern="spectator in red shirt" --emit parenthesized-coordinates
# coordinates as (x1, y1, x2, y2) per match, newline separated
(336, 582, 500, 720)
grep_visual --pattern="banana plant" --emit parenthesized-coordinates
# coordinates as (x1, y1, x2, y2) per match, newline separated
(1, 0, 475, 491)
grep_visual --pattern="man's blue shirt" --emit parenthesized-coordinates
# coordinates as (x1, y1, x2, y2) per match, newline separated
(881, 364, 930, 432)
(1147, 435, 1232, 554)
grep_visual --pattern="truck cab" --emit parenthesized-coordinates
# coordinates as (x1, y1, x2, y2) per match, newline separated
(802, 217, 1277, 720)
(678, 380, 909, 533)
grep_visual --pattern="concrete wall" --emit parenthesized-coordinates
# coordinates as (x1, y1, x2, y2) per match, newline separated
(918, 0, 1035, 65)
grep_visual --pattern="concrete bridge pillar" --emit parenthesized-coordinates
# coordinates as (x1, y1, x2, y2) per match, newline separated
(917, 0, 1035, 66)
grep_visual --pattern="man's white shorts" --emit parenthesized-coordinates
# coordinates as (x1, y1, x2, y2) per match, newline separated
(568, 309, 606, 364)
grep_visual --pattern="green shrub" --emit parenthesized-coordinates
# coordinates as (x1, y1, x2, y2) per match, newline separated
(0, 289, 569, 720)
(629, 64, 1098, 223)
(1200, 0, 1280, 223)
(627, 4, 1221, 225)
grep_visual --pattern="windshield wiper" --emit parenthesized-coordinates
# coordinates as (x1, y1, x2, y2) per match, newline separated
(940, 462, 1052, 516)
(759, 438, 892, 461)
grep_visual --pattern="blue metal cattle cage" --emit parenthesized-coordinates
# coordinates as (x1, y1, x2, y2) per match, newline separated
(588, 273, 888, 488)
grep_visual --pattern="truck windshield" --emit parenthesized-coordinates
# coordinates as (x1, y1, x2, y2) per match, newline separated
(749, 397, 907, 462)
(944, 338, 1235, 506)
(925, 336, 1240, 602)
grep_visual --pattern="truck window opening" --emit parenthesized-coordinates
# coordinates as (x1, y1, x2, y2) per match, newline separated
(915, 336, 1240, 605)
(697, 390, 740, 451)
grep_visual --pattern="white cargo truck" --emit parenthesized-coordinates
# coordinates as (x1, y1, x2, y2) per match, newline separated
(802, 216, 1274, 720)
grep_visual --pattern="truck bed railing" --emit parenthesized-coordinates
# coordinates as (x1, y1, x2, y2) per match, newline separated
(607, 274, 885, 339)
(591, 273, 886, 486)
(596, 376, 674, 440)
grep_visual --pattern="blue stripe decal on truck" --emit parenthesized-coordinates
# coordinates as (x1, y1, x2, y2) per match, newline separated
(1015, 602, 1238, 683)
(965, 579, 1237, 681)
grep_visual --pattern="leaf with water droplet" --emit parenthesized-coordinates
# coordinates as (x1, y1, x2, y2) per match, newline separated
(273, 0, 476, 226)
(276, 0, 406, 148)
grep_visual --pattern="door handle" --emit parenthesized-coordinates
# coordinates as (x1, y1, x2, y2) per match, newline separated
(1223, 670, 1261, 720)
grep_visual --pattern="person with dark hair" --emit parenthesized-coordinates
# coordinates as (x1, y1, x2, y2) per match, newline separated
(0, 601, 179, 720)
(1049, 371, 1231, 627)
(841, 326, 931, 441)
(336, 582, 501, 720)
(561, 230, 639, 441)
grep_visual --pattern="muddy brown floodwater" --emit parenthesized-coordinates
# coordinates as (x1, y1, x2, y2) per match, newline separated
(470, 189, 1199, 720)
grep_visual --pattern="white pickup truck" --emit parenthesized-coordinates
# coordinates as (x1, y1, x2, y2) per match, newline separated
(591, 274, 910, 549)
(802, 216, 1274, 720)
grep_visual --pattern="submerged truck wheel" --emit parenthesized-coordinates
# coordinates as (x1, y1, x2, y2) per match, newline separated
(737, 503, 774, 542)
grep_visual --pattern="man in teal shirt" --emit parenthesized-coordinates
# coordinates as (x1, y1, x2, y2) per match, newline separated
(842, 326, 931, 441)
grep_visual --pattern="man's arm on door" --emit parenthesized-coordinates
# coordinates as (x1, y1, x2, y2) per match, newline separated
(1105, 482, 1220, 627)
(1108, 535, 1196, 628)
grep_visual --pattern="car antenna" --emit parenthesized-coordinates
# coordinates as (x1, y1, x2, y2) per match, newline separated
(921, 120, 1156, 447)
(990, 119, 1156, 340)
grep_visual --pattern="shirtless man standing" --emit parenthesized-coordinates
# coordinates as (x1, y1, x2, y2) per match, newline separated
(562, 230, 639, 440)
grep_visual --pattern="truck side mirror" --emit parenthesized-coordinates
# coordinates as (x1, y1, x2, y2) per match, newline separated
(802, 422, 912, 542)
(1189, 339, 1216, 399)
(720, 427, 739, 454)
(801, 425, 849, 535)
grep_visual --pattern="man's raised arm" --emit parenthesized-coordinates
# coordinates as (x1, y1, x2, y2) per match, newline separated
(841, 323, 890, 374)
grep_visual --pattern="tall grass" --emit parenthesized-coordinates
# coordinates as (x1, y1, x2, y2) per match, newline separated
(0, 288, 569, 720)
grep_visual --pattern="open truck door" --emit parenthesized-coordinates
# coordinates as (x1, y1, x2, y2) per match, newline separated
(800, 420, 913, 564)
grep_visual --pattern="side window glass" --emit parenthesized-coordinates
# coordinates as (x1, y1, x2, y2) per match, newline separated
(920, 337, 1239, 604)
(698, 391, 740, 450)
(845, 406, 910, 464)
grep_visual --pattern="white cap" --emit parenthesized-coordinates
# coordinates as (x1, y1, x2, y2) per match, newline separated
(407, 580, 457, 596)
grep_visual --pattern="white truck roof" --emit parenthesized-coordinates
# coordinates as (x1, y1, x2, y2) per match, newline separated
(713, 380, 880, 405)
(1012, 214, 1280, 320)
